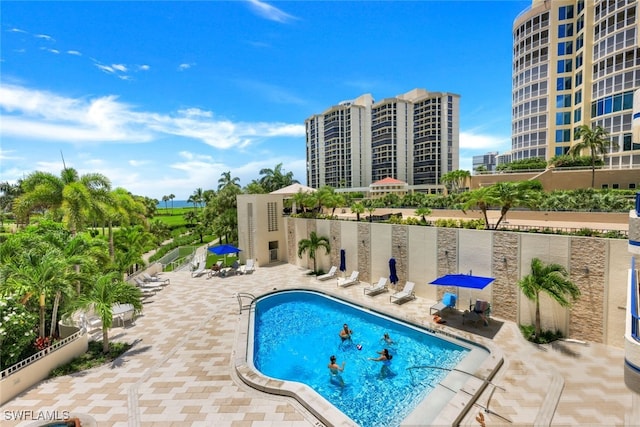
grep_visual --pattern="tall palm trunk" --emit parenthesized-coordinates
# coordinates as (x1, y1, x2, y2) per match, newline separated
(102, 328, 110, 353)
(534, 292, 541, 337)
(50, 290, 61, 337)
(39, 293, 46, 338)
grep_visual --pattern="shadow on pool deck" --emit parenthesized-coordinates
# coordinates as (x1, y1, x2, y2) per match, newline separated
(434, 309, 504, 340)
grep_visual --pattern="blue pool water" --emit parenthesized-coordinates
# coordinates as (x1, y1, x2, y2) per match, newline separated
(252, 290, 474, 427)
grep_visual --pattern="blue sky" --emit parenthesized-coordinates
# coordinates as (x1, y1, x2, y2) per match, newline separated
(1, 0, 530, 200)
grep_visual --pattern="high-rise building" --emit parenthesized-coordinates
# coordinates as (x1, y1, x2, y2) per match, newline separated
(512, 0, 640, 168)
(305, 89, 459, 189)
(472, 151, 499, 172)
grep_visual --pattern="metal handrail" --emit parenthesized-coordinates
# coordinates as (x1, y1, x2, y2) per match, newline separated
(235, 293, 256, 314)
(406, 365, 509, 422)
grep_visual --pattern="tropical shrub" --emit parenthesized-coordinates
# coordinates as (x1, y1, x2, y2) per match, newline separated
(0, 295, 38, 370)
(497, 158, 546, 171)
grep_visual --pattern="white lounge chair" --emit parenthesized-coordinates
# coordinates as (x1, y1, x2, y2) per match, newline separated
(239, 259, 256, 274)
(390, 281, 416, 304)
(133, 277, 162, 291)
(363, 277, 388, 296)
(191, 260, 207, 278)
(430, 292, 457, 315)
(317, 266, 337, 281)
(337, 271, 359, 287)
(142, 272, 170, 286)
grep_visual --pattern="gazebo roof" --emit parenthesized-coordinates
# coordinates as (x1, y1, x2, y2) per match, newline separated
(270, 183, 316, 196)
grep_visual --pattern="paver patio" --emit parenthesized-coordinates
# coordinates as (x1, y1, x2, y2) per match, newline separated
(1, 262, 638, 426)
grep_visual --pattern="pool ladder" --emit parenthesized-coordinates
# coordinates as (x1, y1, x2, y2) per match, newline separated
(235, 292, 256, 314)
(406, 365, 510, 423)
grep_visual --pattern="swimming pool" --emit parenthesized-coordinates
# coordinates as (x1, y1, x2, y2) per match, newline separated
(241, 290, 496, 426)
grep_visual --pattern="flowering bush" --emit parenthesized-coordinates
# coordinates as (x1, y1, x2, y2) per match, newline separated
(35, 336, 52, 351)
(0, 295, 38, 370)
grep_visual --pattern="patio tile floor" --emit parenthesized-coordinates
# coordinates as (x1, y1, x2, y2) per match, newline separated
(1, 262, 638, 426)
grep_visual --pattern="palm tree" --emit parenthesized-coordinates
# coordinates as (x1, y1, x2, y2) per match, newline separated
(14, 167, 111, 234)
(350, 202, 365, 221)
(259, 163, 299, 192)
(461, 186, 496, 229)
(218, 171, 241, 191)
(517, 258, 580, 340)
(162, 195, 170, 213)
(492, 181, 538, 229)
(415, 207, 432, 223)
(297, 231, 331, 274)
(2, 248, 70, 338)
(569, 125, 618, 188)
(72, 271, 142, 353)
(189, 188, 204, 210)
(441, 170, 471, 193)
(0, 180, 22, 228)
(169, 193, 176, 210)
(363, 199, 381, 222)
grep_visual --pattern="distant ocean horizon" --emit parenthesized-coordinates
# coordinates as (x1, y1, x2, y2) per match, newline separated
(155, 200, 192, 209)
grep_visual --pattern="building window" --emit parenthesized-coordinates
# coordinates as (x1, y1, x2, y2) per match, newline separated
(574, 108, 582, 123)
(558, 23, 573, 38)
(558, 41, 573, 55)
(559, 5, 574, 20)
(557, 59, 573, 73)
(557, 94, 572, 108)
(555, 129, 571, 142)
(557, 77, 572, 90)
(575, 90, 582, 105)
(556, 112, 571, 125)
(267, 202, 278, 232)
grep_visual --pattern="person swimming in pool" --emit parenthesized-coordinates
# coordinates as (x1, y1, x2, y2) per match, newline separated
(382, 332, 394, 345)
(339, 323, 353, 341)
(328, 355, 345, 386)
(369, 348, 393, 378)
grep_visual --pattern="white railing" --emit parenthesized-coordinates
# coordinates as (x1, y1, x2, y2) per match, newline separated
(0, 329, 84, 379)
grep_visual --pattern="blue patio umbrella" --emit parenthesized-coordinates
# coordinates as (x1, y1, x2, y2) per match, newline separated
(429, 273, 495, 306)
(339, 249, 346, 272)
(389, 258, 399, 285)
(429, 274, 494, 289)
(208, 244, 242, 265)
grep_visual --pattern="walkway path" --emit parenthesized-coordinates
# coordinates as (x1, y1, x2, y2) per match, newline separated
(1, 264, 635, 426)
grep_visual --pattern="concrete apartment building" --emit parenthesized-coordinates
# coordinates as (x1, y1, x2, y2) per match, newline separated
(512, 0, 640, 167)
(305, 89, 460, 192)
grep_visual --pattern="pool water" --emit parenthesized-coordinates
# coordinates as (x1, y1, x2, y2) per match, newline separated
(252, 291, 474, 427)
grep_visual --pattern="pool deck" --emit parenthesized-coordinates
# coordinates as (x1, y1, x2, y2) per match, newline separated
(2, 262, 638, 426)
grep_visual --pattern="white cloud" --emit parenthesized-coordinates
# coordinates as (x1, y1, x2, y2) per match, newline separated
(138, 64, 150, 71)
(0, 84, 305, 149)
(9, 28, 27, 33)
(35, 34, 55, 42)
(112, 64, 127, 72)
(67, 50, 82, 56)
(95, 63, 115, 74)
(246, 0, 297, 23)
(178, 63, 194, 71)
(459, 131, 510, 151)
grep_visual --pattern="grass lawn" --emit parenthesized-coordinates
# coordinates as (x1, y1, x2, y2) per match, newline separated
(50, 341, 132, 377)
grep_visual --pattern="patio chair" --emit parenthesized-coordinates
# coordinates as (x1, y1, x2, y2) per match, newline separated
(238, 259, 256, 275)
(191, 260, 207, 278)
(142, 272, 170, 286)
(390, 281, 416, 305)
(463, 300, 491, 326)
(337, 271, 359, 287)
(316, 266, 338, 281)
(363, 277, 388, 296)
(430, 292, 457, 315)
(207, 260, 223, 277)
